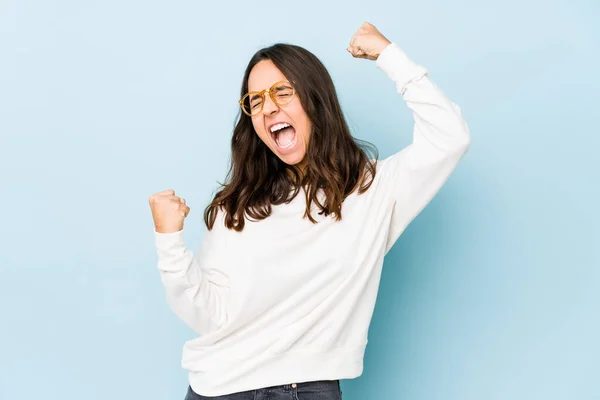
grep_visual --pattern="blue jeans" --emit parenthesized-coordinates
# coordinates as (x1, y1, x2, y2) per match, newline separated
(185, 380, 343, 400)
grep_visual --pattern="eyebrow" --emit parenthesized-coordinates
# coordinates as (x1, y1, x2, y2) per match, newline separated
(249, 93, 262, 102)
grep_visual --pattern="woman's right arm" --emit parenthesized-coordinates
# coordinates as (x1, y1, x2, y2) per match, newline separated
(155, 228, 230, 336)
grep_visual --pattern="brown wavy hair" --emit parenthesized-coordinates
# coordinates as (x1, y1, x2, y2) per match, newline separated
(204, 43, 378, 231)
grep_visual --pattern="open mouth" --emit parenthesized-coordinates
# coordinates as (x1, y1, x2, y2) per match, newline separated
(269, 122, 297, 150)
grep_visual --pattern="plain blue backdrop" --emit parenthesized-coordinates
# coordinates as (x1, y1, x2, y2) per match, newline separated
(1, 0, 598, 399)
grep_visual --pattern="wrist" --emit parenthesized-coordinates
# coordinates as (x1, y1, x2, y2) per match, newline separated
(155, 224, 183, 234)
(375, 40, 392, 59)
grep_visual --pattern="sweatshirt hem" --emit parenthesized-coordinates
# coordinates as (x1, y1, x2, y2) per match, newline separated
(186, 345, 365, 397)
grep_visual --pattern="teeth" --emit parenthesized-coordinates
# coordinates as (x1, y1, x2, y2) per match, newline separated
(270, 123, 290, 133)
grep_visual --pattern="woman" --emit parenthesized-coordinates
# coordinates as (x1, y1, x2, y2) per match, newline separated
(149, 22, 470, 400)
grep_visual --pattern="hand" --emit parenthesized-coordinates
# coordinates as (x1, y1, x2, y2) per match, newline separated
(347, 22, 391, 60)
(149, 189, 190, 233)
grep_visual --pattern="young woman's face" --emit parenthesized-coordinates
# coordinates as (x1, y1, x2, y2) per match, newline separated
(246, 60, 312, 167)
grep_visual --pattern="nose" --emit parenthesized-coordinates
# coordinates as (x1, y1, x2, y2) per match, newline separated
(262, 94, 280, 115)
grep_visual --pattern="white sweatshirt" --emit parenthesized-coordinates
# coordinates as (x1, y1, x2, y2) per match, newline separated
(154, 42, 471, 397)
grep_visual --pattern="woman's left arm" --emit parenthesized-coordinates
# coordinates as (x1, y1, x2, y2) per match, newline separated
(376, 42, 471, 252)
(348, 23, 471, 252)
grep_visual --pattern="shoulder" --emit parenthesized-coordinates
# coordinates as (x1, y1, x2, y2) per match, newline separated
(370, 147, 411, 188)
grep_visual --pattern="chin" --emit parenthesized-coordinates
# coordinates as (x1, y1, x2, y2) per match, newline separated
(275, 150, 306, 166)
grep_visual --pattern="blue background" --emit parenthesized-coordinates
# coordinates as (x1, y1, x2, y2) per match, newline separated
(1, 0, 598, 399)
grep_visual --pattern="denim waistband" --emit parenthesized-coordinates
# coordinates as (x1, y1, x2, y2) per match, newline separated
(263, 379, 340, 393)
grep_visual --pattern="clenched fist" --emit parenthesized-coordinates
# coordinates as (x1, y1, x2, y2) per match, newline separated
(347, 22, 391, 60)
(149, 189, 190, 233)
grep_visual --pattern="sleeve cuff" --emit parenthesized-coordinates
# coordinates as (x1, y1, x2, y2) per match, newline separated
(154, 228, 186, 254)
(376, 42, 428, 94)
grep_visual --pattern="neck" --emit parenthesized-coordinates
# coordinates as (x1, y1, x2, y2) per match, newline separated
(286, 158, 308, 182)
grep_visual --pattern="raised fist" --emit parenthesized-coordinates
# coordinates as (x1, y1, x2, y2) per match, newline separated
(347, 22, 391, 60)
(148, 189, 190, 233)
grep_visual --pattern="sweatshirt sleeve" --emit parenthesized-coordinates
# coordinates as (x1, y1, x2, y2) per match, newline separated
(374, 43, 471, 254)
(154, 228, 230, 335)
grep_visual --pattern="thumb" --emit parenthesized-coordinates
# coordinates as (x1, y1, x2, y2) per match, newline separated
(347, 46, 367, 58)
